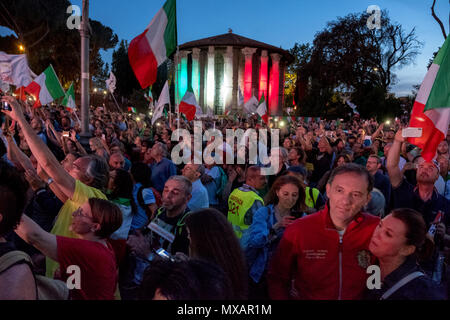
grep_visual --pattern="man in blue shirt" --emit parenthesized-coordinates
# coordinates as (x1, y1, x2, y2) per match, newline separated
(366, 154, 391, 210)
(149, 142, 177, 193)
(182, 163, 209, 211)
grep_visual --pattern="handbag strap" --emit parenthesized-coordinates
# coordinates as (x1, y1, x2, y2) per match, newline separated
(380, 271, 424, 300)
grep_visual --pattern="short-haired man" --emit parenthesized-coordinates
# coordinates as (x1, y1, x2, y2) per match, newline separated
(182, 163, 209, 211)
(125, 176, 192, 299)
(149, 142, 177, 193)
(366, 154, 391, 209)
(268, 163, 380, 300)
(109, 152, 125, 171)
(387, 130, 450, 277)
(228, 166, 267, 241)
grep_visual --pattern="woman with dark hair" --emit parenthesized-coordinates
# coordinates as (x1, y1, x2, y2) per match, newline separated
(184, 208, 248, 300)
(139, 258, 232, 300)
(107, 169, 137, 264)
(243, 175, 307, 299)
(366, 208, 445, 300)
(15, 198, 123, 300)
(288, 147, 306, 167)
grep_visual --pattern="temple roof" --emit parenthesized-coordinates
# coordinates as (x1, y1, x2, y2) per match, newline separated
(179, 32, 294, 64)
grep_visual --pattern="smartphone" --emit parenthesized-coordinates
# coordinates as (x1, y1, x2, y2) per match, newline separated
(62, 131, 70, 137)
(2, 102, 12, 111)
(402, 127, 423, 138)
(155, 248, 174, 261)
(291, 211, 304, 219)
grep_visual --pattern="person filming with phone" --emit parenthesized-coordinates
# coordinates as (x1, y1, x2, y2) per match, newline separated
(387, 128, 450, 283)
(242, 175, 307, 299)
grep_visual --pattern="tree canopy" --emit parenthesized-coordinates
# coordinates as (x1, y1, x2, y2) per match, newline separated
(0, 0, 117, 89)
(289, 9, 422, 119)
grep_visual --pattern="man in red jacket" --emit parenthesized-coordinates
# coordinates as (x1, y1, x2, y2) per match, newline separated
(268, 163, 380, 300)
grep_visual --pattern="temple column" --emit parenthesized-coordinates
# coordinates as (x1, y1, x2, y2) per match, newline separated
(241, 47, 257, 102)
(223, 46, 233, 113)
(258, 50, 268, 100)
(191, 48, 201, 101)
(268, 53, 281, 115)
(176, 50, 188, 106)
(206, 46, 215, 112)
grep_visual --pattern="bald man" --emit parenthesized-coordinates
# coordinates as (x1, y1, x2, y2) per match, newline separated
(109, 152, 125, 171)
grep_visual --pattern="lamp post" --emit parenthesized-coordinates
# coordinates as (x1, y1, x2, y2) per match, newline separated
(79, 0, 91, 144)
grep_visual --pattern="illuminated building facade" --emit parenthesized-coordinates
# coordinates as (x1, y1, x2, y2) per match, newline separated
(175, 31, 294, 115)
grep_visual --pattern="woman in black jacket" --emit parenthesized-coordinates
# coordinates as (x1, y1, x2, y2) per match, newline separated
(366, 208, 446, 300)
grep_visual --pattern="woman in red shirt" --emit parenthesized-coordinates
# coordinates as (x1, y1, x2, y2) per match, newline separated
(15, 198, 122, 300)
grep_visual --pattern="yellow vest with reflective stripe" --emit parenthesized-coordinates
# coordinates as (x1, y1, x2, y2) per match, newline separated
(305, 186, 320, 209)
(227, 188, 264, 239)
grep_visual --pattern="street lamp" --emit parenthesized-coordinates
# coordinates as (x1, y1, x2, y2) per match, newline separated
(18, 44, 25, 52)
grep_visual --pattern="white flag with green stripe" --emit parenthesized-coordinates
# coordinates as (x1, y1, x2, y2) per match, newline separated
(62, 83, 77, 110)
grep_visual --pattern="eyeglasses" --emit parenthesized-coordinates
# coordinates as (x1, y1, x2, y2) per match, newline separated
(72, 208, 93, 219)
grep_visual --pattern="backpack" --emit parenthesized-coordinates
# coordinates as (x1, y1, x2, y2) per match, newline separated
(0, 250, 69, 300)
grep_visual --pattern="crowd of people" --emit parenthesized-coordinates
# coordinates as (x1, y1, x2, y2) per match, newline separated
(0, 94, 449, 300)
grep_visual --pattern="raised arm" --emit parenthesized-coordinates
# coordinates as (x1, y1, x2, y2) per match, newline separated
(5, 133, 34, 171)
(2, 96, 76, 199)
(15, 214, 58, 261)
(386, 129, 405, 188)
(371, 123, 384, 140)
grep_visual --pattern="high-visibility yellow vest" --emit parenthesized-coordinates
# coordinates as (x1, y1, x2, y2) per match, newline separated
(305, 186, 320, 209)
(227, 188, 264, 239)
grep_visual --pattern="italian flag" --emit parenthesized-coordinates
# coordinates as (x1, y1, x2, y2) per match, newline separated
(179, 87, 201, 121)
(62, 83, 77, 110)
(408, 36, 450, 161)
(256, 94, 268, 124)
(128, 107, 137, 113)
(24, 65, 64, 108)
(128, 0, 177, 89)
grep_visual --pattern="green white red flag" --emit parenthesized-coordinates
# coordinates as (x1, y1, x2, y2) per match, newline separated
(62, 83, 77, 110)
(179, 87, 201, 121)
(256, 94, 268, 124)
(24, 65, 64, 108)
(408, 36, 450, 161)
(128, 0, 177, 89)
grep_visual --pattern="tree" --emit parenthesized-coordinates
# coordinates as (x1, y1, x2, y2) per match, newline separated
(0, 0, 117, 90)
(111, 40, 141, 99)
(292, 10, 422, 119)
(431, 0, 447, 40)
(284, 43, 312, 111)
(309, 10, 422, 92)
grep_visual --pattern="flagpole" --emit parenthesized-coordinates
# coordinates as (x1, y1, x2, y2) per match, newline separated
(72, 109, 81, 126)
(109, 91, 122, 113)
